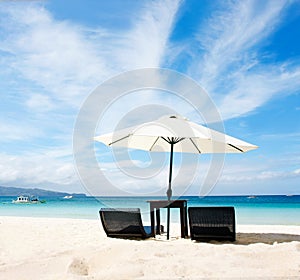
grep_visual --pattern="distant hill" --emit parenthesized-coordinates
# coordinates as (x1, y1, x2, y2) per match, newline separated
(0, 186, 86, 197)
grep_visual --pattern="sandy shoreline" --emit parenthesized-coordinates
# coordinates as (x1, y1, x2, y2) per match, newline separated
(0, 216, 299, 279)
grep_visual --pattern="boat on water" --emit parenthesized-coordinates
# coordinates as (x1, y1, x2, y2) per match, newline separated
(63, 195, 73, 199)
(12, 195, 46, 204)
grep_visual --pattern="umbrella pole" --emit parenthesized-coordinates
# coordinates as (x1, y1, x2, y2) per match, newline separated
(167, 142, 174, 240)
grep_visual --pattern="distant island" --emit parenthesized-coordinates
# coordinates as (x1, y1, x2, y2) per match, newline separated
(0, 186, 86, 197)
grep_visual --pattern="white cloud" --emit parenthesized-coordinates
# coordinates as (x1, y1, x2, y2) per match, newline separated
(113, 0, 180, 69)
(0, 148, 79, 187)
(0, 0, 182, 190)
(0, 0, 181, 110)
(187, 0, 300, 120)
(294, 168, 300, 175)
(0, 116, 89, 190)
(194, 0, 286, 84)
(260, 132, 300, 140)
(0, 121, 42, 142)
(219, 158, 300, 183)
(0, 4, 107, 108)
(25, 94, 55, 112)
(219, 66, 300, 119)
(91, 151, 215, 196)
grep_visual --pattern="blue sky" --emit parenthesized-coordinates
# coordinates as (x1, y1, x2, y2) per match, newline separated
(0, 0, 299, 196)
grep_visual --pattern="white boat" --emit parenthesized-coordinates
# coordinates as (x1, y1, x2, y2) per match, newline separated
(63, 195, 73, 199)
(12, 195, 30, 203)
(12, 195, 46, 204)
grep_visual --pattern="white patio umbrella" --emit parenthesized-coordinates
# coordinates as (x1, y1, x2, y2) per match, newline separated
(94, 115, 258, 239)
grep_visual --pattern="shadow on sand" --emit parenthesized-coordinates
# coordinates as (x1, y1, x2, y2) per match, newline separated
(197, 233, 300, 245)
(234, 232, 300, 245)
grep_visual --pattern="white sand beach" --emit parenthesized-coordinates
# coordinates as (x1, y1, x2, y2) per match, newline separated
(0, 216, 299, 279)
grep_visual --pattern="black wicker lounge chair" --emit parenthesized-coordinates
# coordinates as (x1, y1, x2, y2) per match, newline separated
(99, 208, 153, 239)
(188, 207, 236, 241)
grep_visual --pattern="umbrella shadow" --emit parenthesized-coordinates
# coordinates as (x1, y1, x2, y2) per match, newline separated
(197, 232, 300, 245)
(234, 232, 300, 245)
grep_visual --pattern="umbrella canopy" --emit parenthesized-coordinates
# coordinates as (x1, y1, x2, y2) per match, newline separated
(94, 115, 258, 154)
(94, 115, 258, 239)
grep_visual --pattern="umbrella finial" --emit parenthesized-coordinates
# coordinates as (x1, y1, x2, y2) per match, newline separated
(169, 115, 188, 121)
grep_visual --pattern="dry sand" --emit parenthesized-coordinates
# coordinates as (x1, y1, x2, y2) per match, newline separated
(0, 216, 300, 279)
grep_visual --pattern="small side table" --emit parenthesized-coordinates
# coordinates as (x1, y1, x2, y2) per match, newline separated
(147, 200, 188, 238)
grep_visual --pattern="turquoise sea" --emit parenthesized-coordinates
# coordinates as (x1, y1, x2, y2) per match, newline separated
(1, 195, 300, 225)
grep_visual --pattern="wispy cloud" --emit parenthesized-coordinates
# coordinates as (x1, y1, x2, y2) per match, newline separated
(0, 120, 43, 142)
(193, 0, 287, 84)
(0, 0, 181, 190)
(260, 132, 300, 140)
(25, 94, 55, 112)
(0, 0, 181, 109)
(219, 65, 300, 119)
(187, 0, 300, 119)
(110, 0, 181, 70)
(0, 4, 107, 108)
